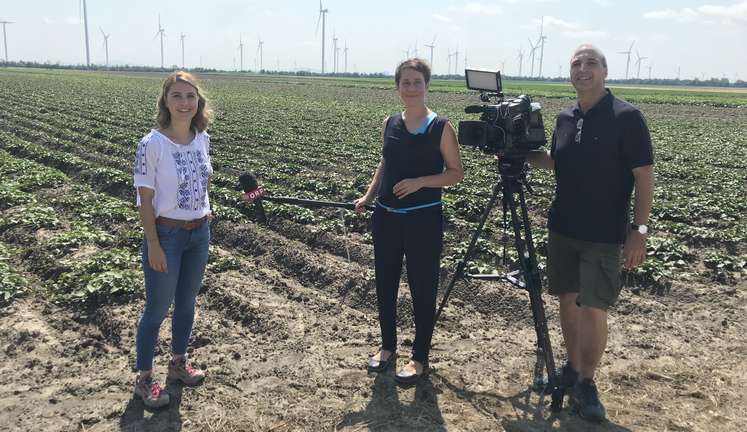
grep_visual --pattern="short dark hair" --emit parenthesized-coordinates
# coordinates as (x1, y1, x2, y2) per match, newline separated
(395, 58, 431, 87)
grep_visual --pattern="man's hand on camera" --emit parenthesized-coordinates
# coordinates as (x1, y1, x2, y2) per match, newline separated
(623, 230, 647, 269)
(393, 178, 423, 199)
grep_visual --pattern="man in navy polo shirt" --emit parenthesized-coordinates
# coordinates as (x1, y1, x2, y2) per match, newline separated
(529, 44, 654, 422)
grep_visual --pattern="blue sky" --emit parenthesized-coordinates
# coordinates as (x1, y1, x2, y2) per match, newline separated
(2, 0, 746, 80)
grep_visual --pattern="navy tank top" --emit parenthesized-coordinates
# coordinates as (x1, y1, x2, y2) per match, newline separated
(377, 112, 446, 208)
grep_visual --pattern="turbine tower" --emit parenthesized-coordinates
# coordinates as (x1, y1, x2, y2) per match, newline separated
(537, 16, 548, 77)
(463, 50, 467, 74)
(528, 38, 538, 77)
(153, 15, 166, 69)
(100, 27, 110, 66)
(412, 39, 418, 58)
(454, 45, 459, 75)
(447, 50, 453, 76)
(516, 48, 524, 77)
(0, 21, 13, 63)
(343, 42, 348, 73)
(618, 40, 635, 79)
(256, 37, 264, 71)
(82, 0, 90, 67)
(238, 35, 244, 71)
(634, 49, 648, 79)
(647, 64, 653, 80)
(424, 35, 436, 70)
(316, 1, 328, 73)
(180, 33, 186, 69)
(332, 32, 338, 73)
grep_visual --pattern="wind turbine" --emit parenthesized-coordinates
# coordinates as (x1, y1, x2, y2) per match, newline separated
(528, 38, 538, 77)
(447, 50, 453, 76)
(634, 49, 648, 79)
(424, 35, 436, 69)
(256, 37, 264, 71)
(82, 0, 90, 67)
(100, 27, 110, 66)
(537, 16, 548, 77)
(454, 45, 459, 75)
(332, 32, 338, 73)
(647, 64, 653, 80)
(238, 35, 244, 71)
(180, 33, 186, 69)
(0, 21, 13, 63)
(412, 39, 418, 58)
(618, 40, 635, 79)
(343, 42, 348, 73)
(316, 1, 328, 73)
(517, 47, 524, 77)
(463, 50, 467, 74)
(153, 15, 166, 69)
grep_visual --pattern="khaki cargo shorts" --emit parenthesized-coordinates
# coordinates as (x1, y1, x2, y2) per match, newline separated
(547, 230, 623, 310)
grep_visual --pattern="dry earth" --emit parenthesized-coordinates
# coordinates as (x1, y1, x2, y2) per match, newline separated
(1, 215, 745, 432)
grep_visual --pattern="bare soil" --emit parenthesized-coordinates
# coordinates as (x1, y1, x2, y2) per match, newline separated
(1, 216, 745, 432)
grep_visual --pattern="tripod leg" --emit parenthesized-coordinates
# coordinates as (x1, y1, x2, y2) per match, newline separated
(433, 181, 502, 324)
(504, 178, 564, 412)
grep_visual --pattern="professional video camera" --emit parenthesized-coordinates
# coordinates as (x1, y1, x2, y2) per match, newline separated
(457, 69, 546, 155)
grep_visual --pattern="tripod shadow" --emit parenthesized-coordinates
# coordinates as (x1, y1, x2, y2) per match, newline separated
(434, 372, 632, 431)
(118, 380, 185, 432)
(337, 371, 445, 431)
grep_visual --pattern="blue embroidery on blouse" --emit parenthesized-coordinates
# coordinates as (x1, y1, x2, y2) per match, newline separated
(134, 139, 148, 176)
(173, 148, 210, 211)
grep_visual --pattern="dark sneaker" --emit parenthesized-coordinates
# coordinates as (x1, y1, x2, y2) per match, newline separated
(559, 361, 579, 389)
(574, 378, 606, 422)
(168, 356, 205, 386)
(134, 374, 170, 409)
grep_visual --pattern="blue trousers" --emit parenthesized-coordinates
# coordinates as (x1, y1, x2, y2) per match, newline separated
(135, 222, 210, 371)
(373, 206, 443, 364)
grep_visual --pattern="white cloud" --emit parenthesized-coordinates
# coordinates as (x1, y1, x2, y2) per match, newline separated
(452, 2, 503, 16)
(643, 8, 699, 22)
(432, 14, 452, 22)
(644, 2, 747, 24)
(42, 17, 82, 25)
(698, 1, 747, 23)
(537, 16, 608, 38)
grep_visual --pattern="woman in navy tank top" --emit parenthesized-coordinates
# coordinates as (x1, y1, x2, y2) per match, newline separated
(354, 59, 464, 383)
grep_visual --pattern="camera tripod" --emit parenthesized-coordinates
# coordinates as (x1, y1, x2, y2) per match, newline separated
(432, 155, 565, 412)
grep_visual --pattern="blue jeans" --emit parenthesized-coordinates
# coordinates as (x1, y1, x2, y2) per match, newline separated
(135, 222, 210, 371)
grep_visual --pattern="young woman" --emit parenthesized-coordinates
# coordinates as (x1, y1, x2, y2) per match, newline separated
(132, 71, 213, 408)
(354, 58, 464, 383)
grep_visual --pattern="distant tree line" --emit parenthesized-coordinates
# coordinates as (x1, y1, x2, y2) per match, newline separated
(1, 60, 745, 88)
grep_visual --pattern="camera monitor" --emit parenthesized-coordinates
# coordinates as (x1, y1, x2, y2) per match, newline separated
(465, 69, 502, 93)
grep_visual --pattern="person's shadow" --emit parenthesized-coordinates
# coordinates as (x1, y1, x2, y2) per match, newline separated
(337, 370, 445, 431)
(118, 380, 185, 432)
(435, 372, 633, 431)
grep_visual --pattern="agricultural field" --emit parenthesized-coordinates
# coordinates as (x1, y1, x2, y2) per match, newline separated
(0, 67, 745, 431)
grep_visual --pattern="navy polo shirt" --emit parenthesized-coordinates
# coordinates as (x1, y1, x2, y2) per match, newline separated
(549, 89, 653, 244)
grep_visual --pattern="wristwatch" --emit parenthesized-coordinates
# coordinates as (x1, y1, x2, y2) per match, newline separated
(631, 223, 649, 235)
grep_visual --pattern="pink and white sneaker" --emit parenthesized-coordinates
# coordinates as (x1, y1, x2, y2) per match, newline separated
(133, 374, 170, 408)
(167, 356, 205, 386)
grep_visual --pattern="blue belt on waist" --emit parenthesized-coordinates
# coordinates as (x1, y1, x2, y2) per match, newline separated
(376, 200, 442, 214)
